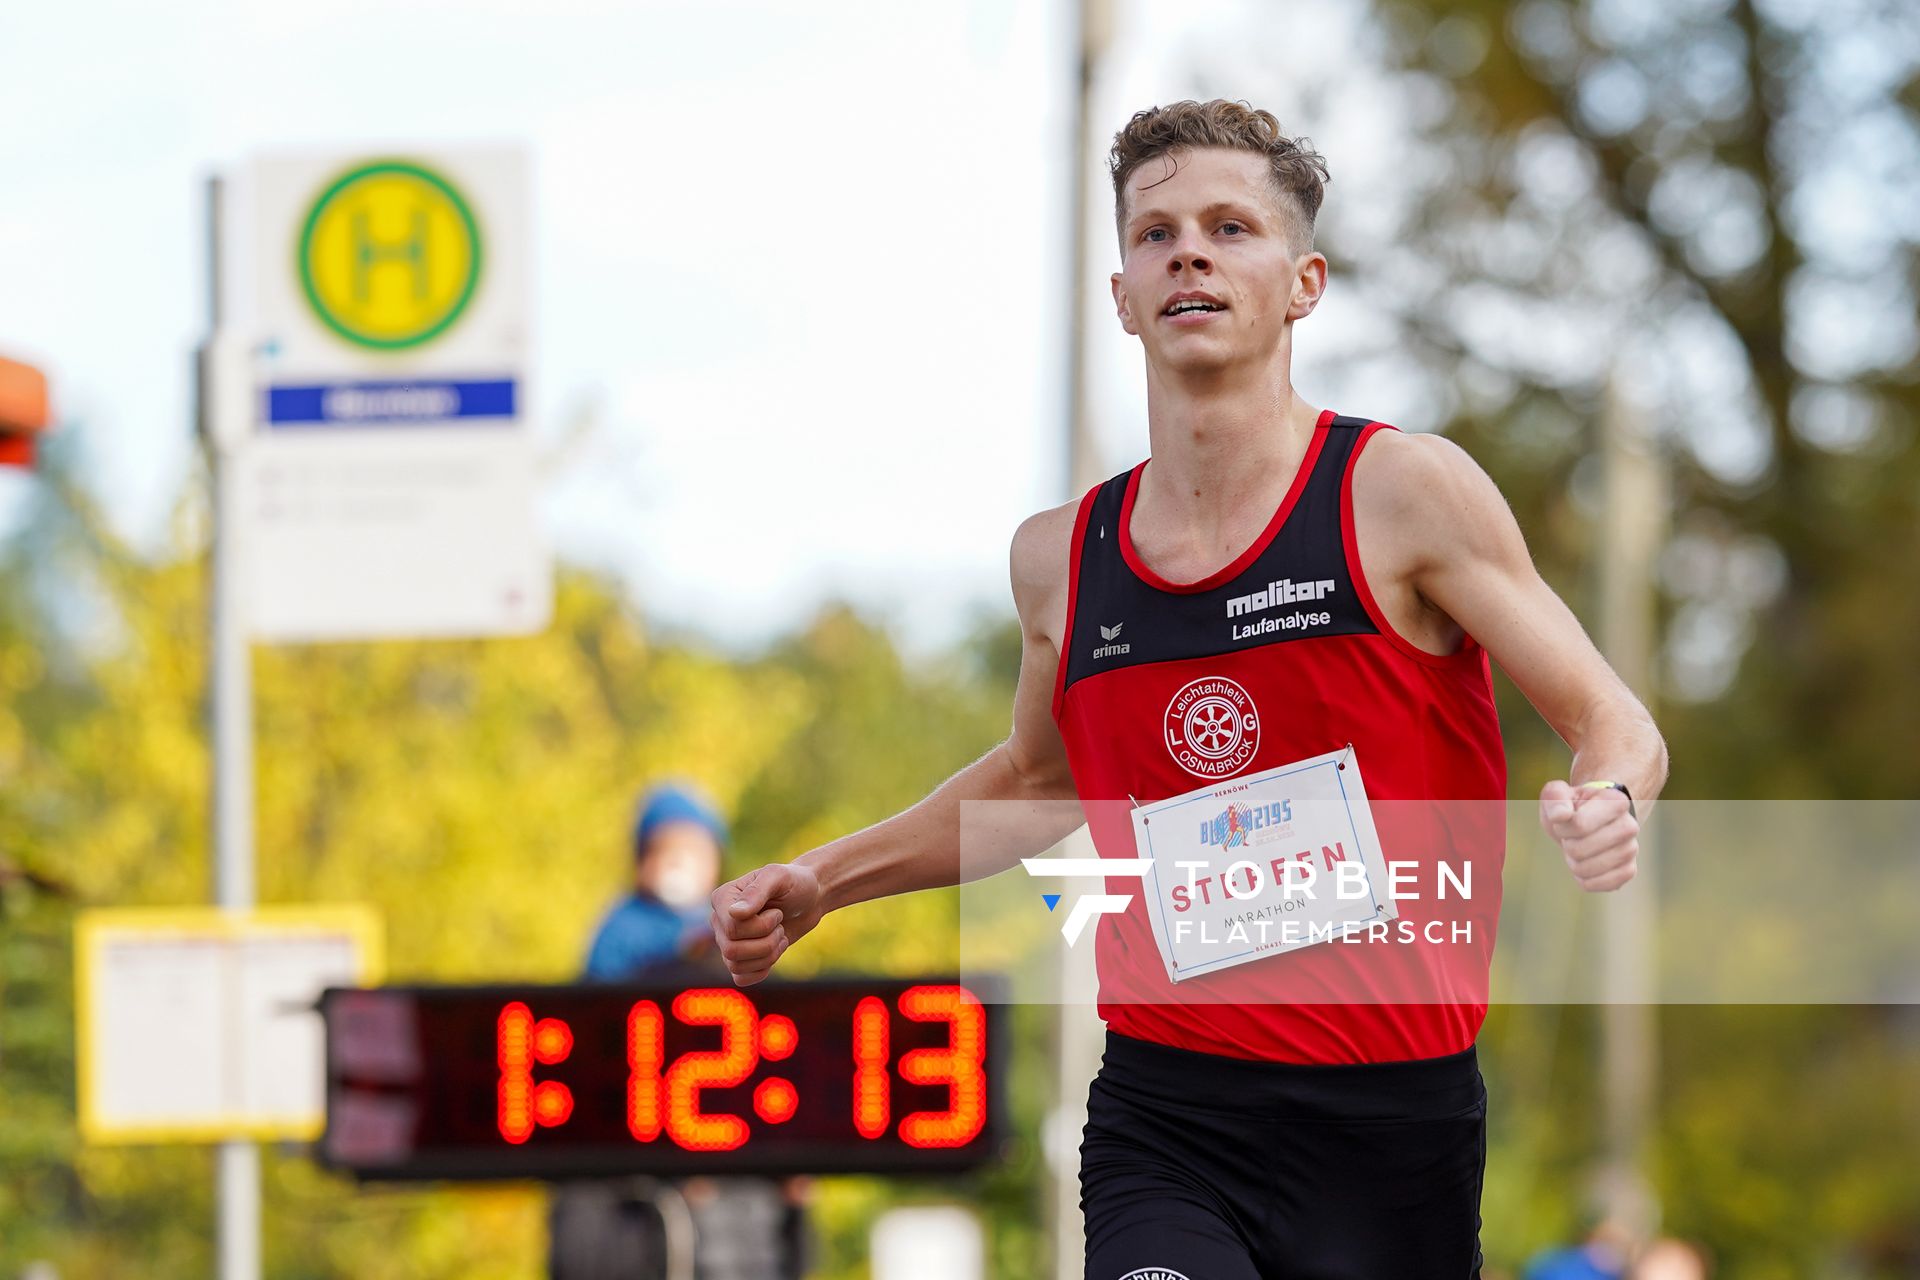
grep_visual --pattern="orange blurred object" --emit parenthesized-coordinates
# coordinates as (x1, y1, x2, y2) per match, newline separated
(0, 356, 49, 431)
(0, 355, 50, 468)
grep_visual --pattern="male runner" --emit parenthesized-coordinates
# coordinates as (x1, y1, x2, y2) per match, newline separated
(709, 99, 1667, 1278)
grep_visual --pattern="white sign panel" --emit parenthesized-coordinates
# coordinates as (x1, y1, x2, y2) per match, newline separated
(241, 426, 550, 642)
(217, 144, 551, 641)
(871, 1207, 984, 1280)
(77, 908, 381, 1143)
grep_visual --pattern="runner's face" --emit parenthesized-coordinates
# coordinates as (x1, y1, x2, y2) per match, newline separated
(1110, 148, 1314, 374)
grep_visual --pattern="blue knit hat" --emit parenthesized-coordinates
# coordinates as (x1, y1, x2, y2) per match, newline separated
(631, 781, 728, 858)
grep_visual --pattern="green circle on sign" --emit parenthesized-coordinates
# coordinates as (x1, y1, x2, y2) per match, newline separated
(296, 160, 484, 351)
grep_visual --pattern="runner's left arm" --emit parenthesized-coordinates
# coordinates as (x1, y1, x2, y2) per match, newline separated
(1355, 431, 1669, 893)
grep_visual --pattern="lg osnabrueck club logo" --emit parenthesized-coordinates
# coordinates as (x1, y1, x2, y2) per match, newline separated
(1165, 675, 1260, 779)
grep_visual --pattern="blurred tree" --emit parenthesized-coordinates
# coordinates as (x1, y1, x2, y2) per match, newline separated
(1313, 0, 1920, 796)
(0, 433, 1043, 1278)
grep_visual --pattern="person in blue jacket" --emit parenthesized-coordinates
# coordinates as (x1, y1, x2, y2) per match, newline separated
(1523, 1218, 1632, 1280)
(584, 782, 728, 981)
(552, 781, 811, 1280)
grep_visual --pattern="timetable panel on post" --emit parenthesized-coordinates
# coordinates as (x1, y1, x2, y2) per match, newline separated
(317, 977, 1007, 1180)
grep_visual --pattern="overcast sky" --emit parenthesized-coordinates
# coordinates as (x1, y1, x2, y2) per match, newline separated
(0, 0, 1407, 654)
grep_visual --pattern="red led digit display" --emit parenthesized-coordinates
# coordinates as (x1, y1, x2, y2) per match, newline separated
(625, 999, 664, 1142)
(754, 1077, 799, 1124)
(497, 1002, 575, 1144)
(320, 977, 1005, 1181)
(758, 1014, 798, 1061)
(663, 988, 757, 1151)
(897, 985, 987, 1149)
(851, 994, 890, 1141)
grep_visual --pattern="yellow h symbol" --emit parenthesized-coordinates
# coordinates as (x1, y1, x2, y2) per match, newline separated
(352, 206, 431, 304)
(299, 161, 481, 350)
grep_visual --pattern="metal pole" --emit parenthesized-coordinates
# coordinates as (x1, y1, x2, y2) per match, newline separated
(1062, 0, 1108, 503)
(1050, 3, 1111, 1277)
(646, 1182, 697, 1280)
(1594, 367, 1665, 1243)
(201, 173, 262, 1280)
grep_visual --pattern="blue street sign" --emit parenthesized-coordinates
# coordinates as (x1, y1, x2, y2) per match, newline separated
(266, 378, 516, 426)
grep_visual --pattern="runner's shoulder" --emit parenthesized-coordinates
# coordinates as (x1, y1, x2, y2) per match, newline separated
(1009, 499, 1079, 625)
(1351, 426, 1513, 555)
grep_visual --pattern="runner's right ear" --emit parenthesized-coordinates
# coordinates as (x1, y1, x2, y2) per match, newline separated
(1112, 273, 1139, 336)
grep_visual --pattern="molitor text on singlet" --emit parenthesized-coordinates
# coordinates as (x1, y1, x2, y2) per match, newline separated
(1227, 576, 1336, 642)
(1163, 676, 1261, 779)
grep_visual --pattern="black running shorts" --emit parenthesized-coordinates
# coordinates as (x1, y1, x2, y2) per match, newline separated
(1080, 1030, 1488, 1280)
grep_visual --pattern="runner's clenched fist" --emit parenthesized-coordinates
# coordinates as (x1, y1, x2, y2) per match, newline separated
(1539, 779, 1638, 892)
(709, 862, 825, 986)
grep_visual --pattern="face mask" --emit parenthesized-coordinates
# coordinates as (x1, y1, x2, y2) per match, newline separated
(649, 862, 711, 910)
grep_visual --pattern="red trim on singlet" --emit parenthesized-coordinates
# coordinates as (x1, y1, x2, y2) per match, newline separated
(1050, 481, 1104, 722)
(1116, 408, 1339, 595)
(1339, 421, 1488, 671)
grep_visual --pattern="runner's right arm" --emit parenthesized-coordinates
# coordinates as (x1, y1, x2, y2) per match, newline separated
(708, 501, 1086, 986)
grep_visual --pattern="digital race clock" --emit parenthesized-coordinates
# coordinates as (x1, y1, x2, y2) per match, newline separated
(317, 977, 1006, 1180)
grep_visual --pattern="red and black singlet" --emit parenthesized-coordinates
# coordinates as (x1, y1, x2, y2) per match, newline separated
(1050, 410, 1507, 1064)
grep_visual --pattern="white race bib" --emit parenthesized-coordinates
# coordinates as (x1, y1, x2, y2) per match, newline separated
(1129, 745, 1397, 983)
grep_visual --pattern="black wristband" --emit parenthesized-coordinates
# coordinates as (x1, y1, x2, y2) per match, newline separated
(1581, 779, 1636, 820)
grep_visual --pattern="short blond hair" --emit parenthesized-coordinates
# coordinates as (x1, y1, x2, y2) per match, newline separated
(1109, 99, 1330, 253)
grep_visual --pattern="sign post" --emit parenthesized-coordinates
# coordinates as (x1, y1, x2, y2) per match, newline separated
(189, 145, 543, 1280)
(201, 171, 262, 1280)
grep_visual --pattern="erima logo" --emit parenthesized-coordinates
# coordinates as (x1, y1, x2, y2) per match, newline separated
(1227, 577, 1336, 618)
(1093, 621, 1130, 659)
